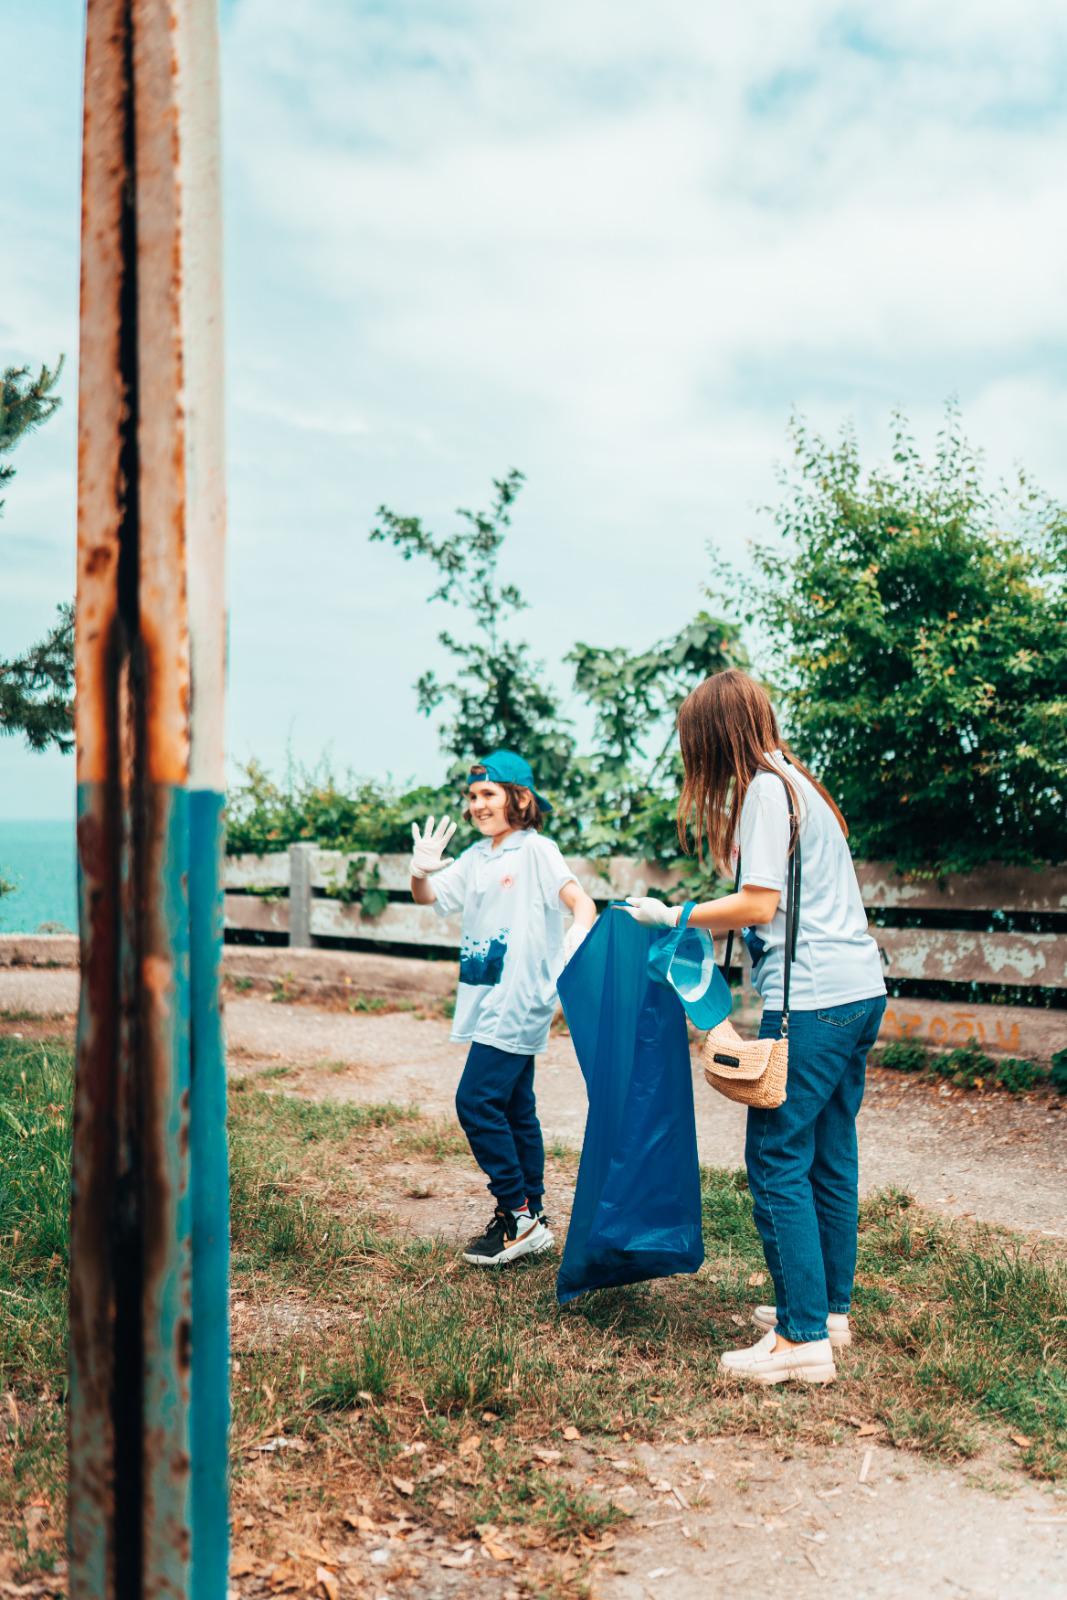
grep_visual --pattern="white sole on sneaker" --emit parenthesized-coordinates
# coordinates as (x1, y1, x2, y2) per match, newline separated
(742, 1360, 837, 1386)
(463, 1219, 554, 1267)
(752, 1305, 852, 1349)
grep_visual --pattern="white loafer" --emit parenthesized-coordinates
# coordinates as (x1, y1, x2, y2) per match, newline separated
(720, 1328, 837, 1385)
(752, 1305, 852, 1348)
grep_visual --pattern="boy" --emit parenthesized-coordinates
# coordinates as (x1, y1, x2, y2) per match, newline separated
(409, 749, 596, 1266)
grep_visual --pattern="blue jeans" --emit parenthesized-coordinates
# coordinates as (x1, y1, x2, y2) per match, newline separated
(745, 996, 886, 1343)
(455, 1042, 545, 1213)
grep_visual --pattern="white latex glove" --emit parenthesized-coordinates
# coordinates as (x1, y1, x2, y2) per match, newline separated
(619, 896, 681, 928)
(563, 922, 590, 964)
(409, 815, 457, 879)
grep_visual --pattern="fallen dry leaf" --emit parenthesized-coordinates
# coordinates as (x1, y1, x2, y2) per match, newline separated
(533, 1448, 561, 1465)
(457, 1434, 481, 1457)
(481, 1539, 517, 1562)
(1011, 1433, 1034, 1449)
(746, 1271, 767, 1287)
(391, 1477, 414, 1497)
(856, 1423, 884, 1438)
(562, 1426, 581, 1442)
(229, 1548, 258, 1577)
(266, 1558, 301, 1592)
(254, 1436, 309, 1456)
(315, 1567, 339, 1600)
(439, 1549, 474, 1570)
(341, 1512, 377, 1533)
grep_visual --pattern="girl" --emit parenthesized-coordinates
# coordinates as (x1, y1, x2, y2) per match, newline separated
(409, 749, 597, 1267)
(623, 670, 886, 1385)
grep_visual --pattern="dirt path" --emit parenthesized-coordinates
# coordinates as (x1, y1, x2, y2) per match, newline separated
(218, 998, 1066, 1239)
(3, 970, 1065, 1237)
(558, 1436, 1066, 1599)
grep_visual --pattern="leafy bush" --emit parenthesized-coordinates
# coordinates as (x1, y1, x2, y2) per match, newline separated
(937, 1039, 996, 1089)
(1050, 1049, 1067, 1095)
(735, 409, 1067, 873)
(225, 758, 453, 858)
(994, 1057, 1046, 1096)
(874, 1039, 931, 1074)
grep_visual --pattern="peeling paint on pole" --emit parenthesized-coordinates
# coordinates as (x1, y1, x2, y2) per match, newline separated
(72, 5, 227, 1600)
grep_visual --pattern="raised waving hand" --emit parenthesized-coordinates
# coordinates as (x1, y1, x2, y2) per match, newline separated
(409, 815, 457, 879)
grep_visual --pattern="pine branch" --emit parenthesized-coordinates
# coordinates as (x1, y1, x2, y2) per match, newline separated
(0, 604, 75, 754)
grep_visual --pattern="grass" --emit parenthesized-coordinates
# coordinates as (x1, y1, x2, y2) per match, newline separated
(0, 1039, 71, 1566)
(3, 1035, 1066, 1587)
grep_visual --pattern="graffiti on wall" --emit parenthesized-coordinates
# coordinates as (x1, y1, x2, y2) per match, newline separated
(883, 1004, 1023, 1054)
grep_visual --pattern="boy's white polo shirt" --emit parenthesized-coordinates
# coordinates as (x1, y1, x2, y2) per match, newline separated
(430, 829, 577, 1055)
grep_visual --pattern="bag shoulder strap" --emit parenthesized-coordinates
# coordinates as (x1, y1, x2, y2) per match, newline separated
(719, 769, 802, 1027)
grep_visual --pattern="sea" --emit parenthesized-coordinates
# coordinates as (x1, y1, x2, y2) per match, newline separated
(0, 818, 78, 934)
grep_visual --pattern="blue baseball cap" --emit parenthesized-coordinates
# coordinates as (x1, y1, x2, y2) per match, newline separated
(469, 749, 553, 813)
(647, 902, 732, 1031)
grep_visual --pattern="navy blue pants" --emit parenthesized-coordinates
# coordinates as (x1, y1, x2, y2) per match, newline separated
(455, 1042, 545, 1213)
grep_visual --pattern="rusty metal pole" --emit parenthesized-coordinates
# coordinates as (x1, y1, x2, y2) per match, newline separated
(72, 4, 228, 1599)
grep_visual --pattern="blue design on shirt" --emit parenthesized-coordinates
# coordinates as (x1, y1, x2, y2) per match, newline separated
(460, 930, 509, 987)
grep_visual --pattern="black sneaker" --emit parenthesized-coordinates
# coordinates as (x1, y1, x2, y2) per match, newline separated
(462, 1206, 553, 1267)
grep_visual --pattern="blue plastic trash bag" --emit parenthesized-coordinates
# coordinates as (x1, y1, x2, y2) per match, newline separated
(555, 905, 711, 1305)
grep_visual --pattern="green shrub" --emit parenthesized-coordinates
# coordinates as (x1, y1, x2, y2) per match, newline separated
(738, 408, 1067, 874)
(875, 1039, 930, 1074)
(937, 1039, 995, 1089)
(994, 1057, 1046, 1096)
(1050, 1049, 1067, 1095)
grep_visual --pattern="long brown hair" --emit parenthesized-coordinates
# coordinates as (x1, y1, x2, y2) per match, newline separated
(676, 669, 847, 873)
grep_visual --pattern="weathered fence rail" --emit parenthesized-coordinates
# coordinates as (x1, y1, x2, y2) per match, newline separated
(223, 847, 1067, 1062)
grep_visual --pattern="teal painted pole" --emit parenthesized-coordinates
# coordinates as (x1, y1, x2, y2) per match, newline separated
(181, 1, 230, 1592)
(189, 793, 229, 1600)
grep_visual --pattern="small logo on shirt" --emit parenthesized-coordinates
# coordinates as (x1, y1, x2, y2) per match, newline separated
(499, 874, 515, 890)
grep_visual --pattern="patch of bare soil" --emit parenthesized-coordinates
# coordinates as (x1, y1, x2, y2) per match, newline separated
(224, 998, 1067, 1239)
(373, 1153, 577, 1246)
(2, 974, 1064, 1233)
(560, 1436, 1066, 1599)
(232, 1295, 352, 1353)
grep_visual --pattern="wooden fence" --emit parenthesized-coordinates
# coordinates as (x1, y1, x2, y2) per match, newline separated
(224, 846, 1067, 1062)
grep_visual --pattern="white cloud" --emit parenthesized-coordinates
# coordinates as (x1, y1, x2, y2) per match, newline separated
(3, 0, 1067, 820)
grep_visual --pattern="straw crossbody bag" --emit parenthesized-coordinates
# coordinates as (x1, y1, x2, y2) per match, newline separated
(701, 776, 801, 1110)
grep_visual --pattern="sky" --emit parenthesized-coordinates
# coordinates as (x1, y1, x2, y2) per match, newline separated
(2, 0, 1066, 819)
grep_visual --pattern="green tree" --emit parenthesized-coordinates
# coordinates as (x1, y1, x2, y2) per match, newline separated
(736, 409, 1067, 873)
(1, 361, 73, 755)
(370, 470, 576, 795)
(566, 612, 745, 860)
